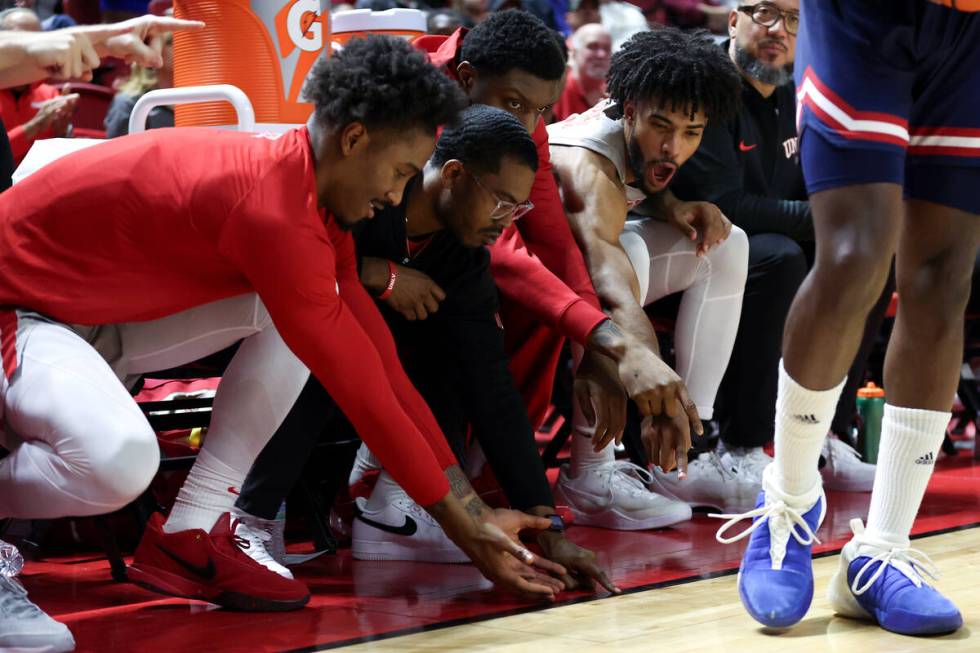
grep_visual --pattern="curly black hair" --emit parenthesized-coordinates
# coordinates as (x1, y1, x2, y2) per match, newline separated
(459, 10, 566, 82)
(431, 105, 538, 174)
(303, 35, 466, 134)
(606, 28, 741, 123)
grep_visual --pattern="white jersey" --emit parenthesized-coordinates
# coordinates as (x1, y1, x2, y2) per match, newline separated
(547, 99, 647, 208)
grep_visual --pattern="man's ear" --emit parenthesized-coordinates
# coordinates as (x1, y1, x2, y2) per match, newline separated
(440, 159, 464, 186)
(623, 99, 636, 124)
(339, 122, 368, 157)
(728, 7, 739, 39)
(456, 61, 477, 93)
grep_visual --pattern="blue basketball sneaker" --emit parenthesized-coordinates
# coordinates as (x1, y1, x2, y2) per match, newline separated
(828, 519, 962, 636)
(712, 464, 825, 628)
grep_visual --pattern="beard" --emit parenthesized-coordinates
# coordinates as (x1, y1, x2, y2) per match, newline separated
(626, 135, 677, 195)
(734, 40, 793, 87)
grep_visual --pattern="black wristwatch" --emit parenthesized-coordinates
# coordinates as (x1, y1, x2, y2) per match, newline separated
(546, 513, 566, 533)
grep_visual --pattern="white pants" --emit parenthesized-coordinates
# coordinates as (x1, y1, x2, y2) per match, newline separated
(0, 294, 309, 519)
(619, 218, 748, 419)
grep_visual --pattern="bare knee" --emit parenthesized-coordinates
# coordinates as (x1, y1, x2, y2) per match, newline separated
(811, 243, 893, 315)
(898, 250, 974, 329)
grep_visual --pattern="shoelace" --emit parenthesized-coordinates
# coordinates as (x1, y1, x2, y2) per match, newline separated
(700, 452, 739, 481)
(0, 575, 44, 619)
(593, 460, 654, 498)
(710, 498, 821, 547)
(850, 546, 940, 596)
(228, 518, 253, 552)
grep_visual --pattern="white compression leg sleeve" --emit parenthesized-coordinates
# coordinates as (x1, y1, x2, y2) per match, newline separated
(620, 219, 748, 419)
(113, 293, 310, 533)
(0, 319, 160, 519)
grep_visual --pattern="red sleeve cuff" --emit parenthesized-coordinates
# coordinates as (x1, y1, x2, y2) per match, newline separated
(560, 298, 607, 345)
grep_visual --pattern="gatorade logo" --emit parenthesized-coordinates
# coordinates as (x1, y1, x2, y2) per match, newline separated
(280, 0, 322, 53)
(275, 0, 328, 103)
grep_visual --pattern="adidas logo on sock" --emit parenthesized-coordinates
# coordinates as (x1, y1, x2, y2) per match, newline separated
(792, 413, 819, 424)
(914, 452, 935, 465)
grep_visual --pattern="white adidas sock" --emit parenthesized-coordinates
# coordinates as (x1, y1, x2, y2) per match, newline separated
(164, 448, 242, 533)
(773, 360, 847, 495)
(865, 404, 949, 546)
(569, 397, 614, 477)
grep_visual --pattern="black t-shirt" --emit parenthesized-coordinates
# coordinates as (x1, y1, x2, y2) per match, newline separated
(352, 177, 554, 510)
(672, 42, 812, 241)
(0, 116, 14, 193)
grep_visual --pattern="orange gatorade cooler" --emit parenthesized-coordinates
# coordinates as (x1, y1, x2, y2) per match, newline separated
(330, 8, 426, 52)
(172, 0, 330, 131)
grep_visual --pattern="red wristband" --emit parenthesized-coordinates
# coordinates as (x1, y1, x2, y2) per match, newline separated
(377, 260, 397, 300)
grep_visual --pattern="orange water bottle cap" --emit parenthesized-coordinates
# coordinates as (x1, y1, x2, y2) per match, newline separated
(857, 382, 885, 398)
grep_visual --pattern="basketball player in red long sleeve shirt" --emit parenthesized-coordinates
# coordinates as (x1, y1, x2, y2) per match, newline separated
(410, 12, 697, 525)
(0, 36, 564, 616)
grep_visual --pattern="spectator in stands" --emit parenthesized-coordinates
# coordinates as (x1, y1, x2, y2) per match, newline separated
(234, 105, 618, 594)
(455, 0, 490, 27)
(427, 8, 463, 35)
(551, 22, 609, 122)
(101, 0, 148, 23)
(104, 30, 171, 136)
(565, 0, 645, 51)
(664, 0, 878, 500)
(0, 8, 77, 164)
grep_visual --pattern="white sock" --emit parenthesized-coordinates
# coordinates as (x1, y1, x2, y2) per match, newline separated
(773, 360, 846, 495)
(365, 471, 403, 512)
(865, 404, 949, 546)
(569, 398, 614, 477)
(164, 448, 242, 533)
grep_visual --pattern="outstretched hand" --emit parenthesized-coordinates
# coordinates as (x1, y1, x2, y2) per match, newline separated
(667, 200, 732, 257)
(466, 508, 568, 600)
(641, 401, 693, 479)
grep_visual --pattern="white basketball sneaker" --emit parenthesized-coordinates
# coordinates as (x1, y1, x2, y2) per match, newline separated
(0, 540, 75, 653)
(820, 436, 875, 492)
(553, 460, 692, 530)
(231, 510, 293, 579)
(720, 446, 773, 484)
(352, 472, 469, 563)
(650, 451, 759, 513)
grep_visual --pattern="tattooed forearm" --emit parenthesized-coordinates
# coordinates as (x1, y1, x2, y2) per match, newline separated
(464, 495, 489, 519)
(446, 465, 472, 499)
(585, 318, 627, 360)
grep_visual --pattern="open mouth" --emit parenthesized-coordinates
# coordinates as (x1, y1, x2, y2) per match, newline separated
(650, 162, 677, 187)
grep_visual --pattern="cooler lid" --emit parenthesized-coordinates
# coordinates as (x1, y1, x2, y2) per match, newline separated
(332, 8, 427, 34)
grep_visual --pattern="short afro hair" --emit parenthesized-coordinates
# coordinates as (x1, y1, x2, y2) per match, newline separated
(606, 28, 741, 123)
(431, 105, 538, 175)
(459, 10, 566, 82)
(304, 35, 466, 134)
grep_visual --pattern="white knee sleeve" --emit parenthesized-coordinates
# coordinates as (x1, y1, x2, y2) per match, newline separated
(620, 220, 748, 419)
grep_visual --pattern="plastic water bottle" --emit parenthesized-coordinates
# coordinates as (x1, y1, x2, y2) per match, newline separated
(857, 382, 886, 464)
(0, 539, 24, 578)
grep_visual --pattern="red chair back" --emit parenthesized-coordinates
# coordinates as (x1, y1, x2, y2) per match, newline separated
(64, 82, 115, 139)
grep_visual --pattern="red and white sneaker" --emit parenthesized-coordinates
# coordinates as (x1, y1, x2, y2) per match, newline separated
(128, 513, 310, 611)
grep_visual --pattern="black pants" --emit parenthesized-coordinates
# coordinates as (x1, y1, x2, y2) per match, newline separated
(236, 340, 553, 520)
(715, 233, 895, 449)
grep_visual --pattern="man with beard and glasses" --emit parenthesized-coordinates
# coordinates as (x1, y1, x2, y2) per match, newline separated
(659, 0, 878, 511)
(548, 28, 751, 527)
(552, 23, 611, 123)
(231, 106, 619, 594)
